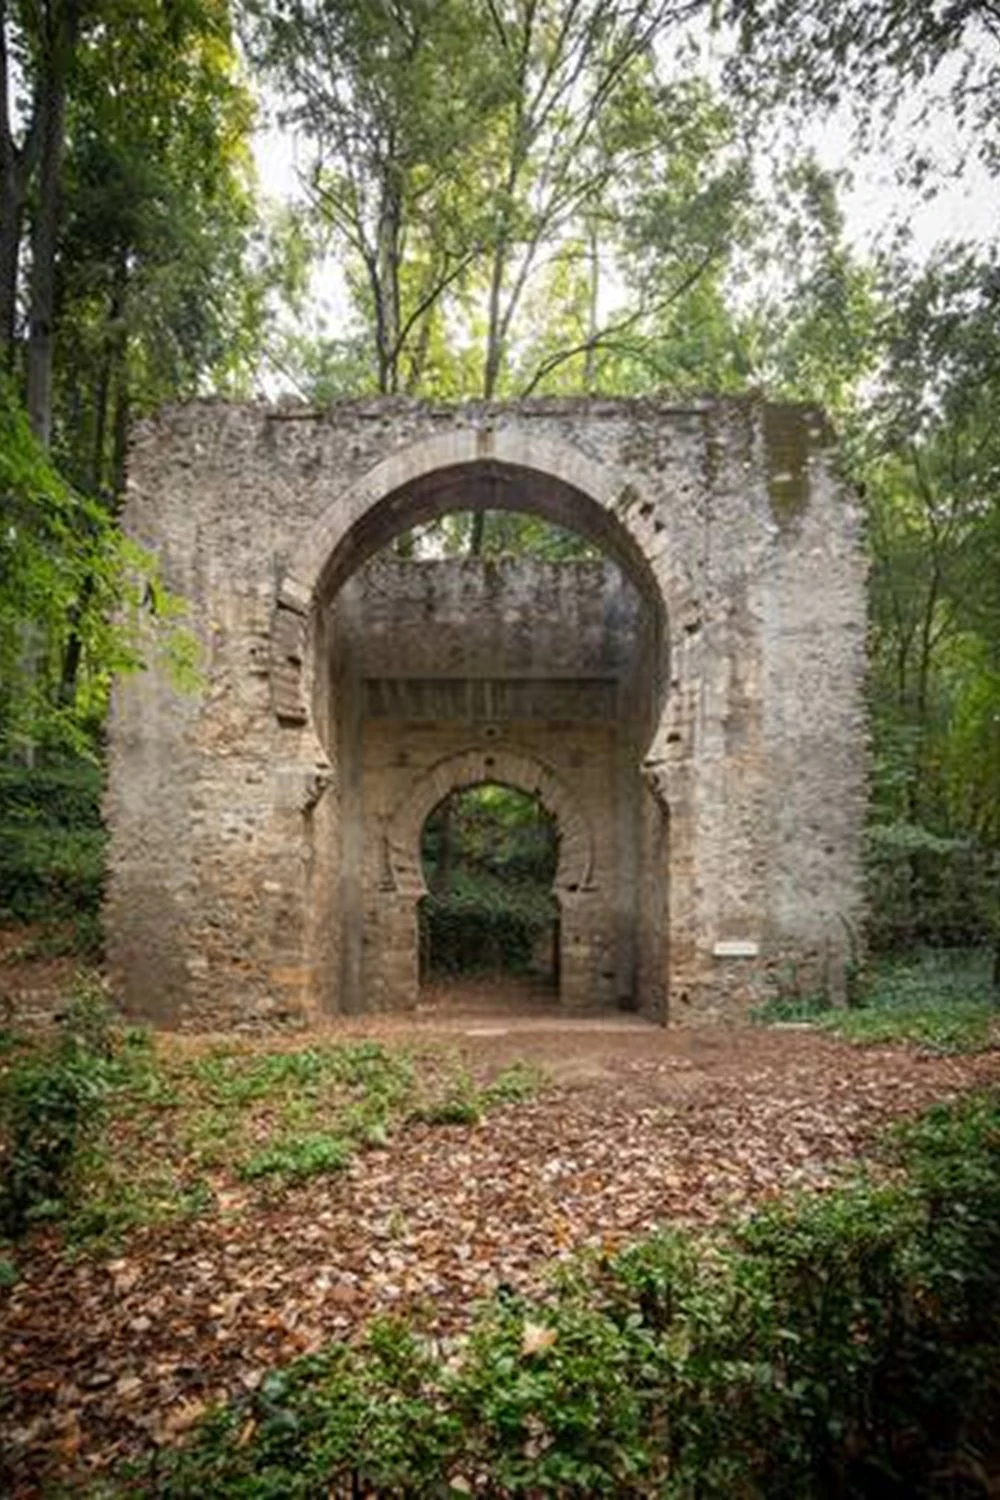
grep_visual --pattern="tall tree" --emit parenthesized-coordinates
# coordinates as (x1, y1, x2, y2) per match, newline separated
(0, 0, 269, 750)
(0, 0, 87, 440)
(246, 0, 507, 396)
(54, 0, 263, 500)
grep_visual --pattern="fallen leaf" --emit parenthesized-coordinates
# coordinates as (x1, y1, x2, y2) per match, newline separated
(521, 1322, 558, 1357)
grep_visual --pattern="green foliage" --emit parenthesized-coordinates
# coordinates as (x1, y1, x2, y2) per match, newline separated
(0, 381, 133, 752)
(149, 1089, 1000, 1498)
(248, 1, 757, 402)
(0, 2, 255, 759)
(865, 822, 991, 951)
(861, 250, 1000, 951)
(240, 1132, 352, 1182)
(188, 1040, 415, 1183)
(748, 232, 1000, 958)
(409, 1079, 483, 1128)
(816, 948, 999, 1054)
(481, 1062, 542, 1107)
(191, 1038, 413, 1110)
(751, 989, 832, 1025)
(0, 1027, 543, 1249)
(0, 976, 118, 1236)
(55, 0, 268, 487)
(0, 760, 105, 937)
(421, 783, 558, 978)
(756, 949, 999, 1053)
(0, 377, 202, 757)
(820, 1003, 995, 1055)
(857, 947, 998, 1011)
(422, 872, 558, 978)
(724, 0, 1000, 178)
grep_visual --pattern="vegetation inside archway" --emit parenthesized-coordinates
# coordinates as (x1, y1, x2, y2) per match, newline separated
(419, 783, 559, 984)
(390, 507, 602, 563)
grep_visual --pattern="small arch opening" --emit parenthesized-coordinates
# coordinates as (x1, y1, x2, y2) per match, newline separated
(418, 782, 560, 1008)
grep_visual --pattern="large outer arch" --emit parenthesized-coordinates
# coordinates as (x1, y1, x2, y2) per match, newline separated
(274, 418, 683, 1020)
(384, 746, 596, 899)
(282, 426, 664, 607)
(269, 424, 676, 759)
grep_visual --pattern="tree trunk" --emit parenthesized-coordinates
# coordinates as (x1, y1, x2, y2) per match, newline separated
(26, 73, 67, 442)
(0, 180, 21, 357)
(0, 1, 42, 362)
(584, 218, 599, 390)
(469, 509, 486, 555)
(111, 368, 129, 506)
(471, 239, 504, 555)
(374, 154, 402, 395)
(25, 0, 78, 445)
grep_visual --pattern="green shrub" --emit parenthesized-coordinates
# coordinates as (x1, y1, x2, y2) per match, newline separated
(148, 1091, 1000, 1498)
(865, 821, 993, 950)
(755, 949, 1000, 1053)
(819, 1001, 994, 1053)
(419, 784, 559, 978)
(0, 759, 105, 932)
(421, 870, 557, 977)
(0, 977, 116, 1235)
(482, 1062, 542, 1106)
(239, 1132, 353, 1182)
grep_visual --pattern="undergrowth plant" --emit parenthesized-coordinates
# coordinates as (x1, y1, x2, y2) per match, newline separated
(145, 1089, 1000, 1499)
(0, 976, 119, 1236)
(2, 1012, 546, 1245)
(754, 947, 1000, 1053)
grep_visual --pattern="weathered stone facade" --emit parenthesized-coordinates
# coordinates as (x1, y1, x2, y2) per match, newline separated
(106, 396, 867, 1028)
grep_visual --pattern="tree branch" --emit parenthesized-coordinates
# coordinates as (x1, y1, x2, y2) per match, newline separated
(518, 244, 723, 395)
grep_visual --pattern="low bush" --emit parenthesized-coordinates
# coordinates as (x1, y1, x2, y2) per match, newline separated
(420, 869, 557, 977)
(0, 977, 117, 1236)
(865, 821, 994, 951)
(240, 1131, 353, 1182)
(0, 759, 105, 946)
(754, 948, 1000, 1053)
(148, 1090, 1000, 1498)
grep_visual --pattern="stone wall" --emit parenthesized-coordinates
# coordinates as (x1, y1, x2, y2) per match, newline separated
(106, 395, 866, 1028)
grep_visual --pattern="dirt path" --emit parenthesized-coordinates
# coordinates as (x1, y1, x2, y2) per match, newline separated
(3, 1011, 1000, 1490)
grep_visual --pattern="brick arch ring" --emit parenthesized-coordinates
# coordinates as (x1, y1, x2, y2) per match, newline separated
(382, 746, 595, 899)
(269, 423, 674, 734)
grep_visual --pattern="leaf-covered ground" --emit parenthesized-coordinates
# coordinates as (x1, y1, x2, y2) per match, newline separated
(3, 1000, 1000, 1492)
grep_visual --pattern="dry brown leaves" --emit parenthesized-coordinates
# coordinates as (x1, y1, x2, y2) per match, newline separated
(3, 1020, 999, 1493)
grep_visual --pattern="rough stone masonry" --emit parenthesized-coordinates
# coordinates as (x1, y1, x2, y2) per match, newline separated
(105, 395, 867, 1029)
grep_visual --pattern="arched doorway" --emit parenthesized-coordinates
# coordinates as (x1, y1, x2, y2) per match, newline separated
(418, 782, 559, 1004)
(370, 746, 602, 1012)
(270, 429, 674, 742)
(270, 427, 677, 1019)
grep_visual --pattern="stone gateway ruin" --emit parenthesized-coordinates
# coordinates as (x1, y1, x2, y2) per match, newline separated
(106, 397, 867, 1029)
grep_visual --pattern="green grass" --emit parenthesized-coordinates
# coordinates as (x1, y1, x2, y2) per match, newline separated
(754, 947, 1000, 1054)
(240, 1132, 353, 1181)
